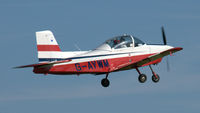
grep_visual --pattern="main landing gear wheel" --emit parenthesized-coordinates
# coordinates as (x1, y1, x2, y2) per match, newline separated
(152, 74, 160, 83)
(138, 74, 147, 83)
(101, 78, 110, 87)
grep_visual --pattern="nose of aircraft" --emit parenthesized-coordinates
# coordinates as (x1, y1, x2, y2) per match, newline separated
(164, 45, 174, 50)
(148, 45, 174, 54)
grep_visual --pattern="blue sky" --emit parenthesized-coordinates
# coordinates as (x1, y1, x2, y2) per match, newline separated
(0, 0, 200, 113)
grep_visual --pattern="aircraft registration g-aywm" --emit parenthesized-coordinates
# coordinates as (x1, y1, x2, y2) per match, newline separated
(16, 27, 183, 87)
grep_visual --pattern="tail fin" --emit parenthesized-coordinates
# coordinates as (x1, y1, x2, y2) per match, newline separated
(36, 30, 61, 52)
(36, 30, 62, 62)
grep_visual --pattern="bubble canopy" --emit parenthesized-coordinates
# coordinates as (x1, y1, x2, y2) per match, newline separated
(95, 35, 145, 51)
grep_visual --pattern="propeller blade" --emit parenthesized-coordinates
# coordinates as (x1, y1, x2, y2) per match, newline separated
(161, 26, 167, 45)
(161, 26, 170, 72)
(166, 57, 170, 72)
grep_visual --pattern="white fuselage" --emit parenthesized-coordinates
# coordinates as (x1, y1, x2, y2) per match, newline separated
(38, 44, 173, 66)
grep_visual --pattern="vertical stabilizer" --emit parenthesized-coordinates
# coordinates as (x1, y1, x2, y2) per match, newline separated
(36, 30, 61, 52)
(36, 30, 61, 62)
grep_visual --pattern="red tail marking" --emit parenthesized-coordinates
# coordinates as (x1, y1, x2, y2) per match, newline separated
(37, 45, 61, 51)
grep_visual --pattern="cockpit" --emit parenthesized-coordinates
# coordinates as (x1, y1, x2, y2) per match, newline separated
(95, 35, 145, 51)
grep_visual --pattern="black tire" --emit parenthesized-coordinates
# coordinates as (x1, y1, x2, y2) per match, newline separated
(101, 78, 110, 87)
(152, 74, 160, 83)
(138, 74, 147, 83)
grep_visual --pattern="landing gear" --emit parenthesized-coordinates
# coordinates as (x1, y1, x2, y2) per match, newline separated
(101, 78, 110, 87)
(152, 74, 160, 83)
(136, 67, 147, 83)
(138, 74, 147, 83)
(136, 66, 160, 83)
(149, 65, 160, 83)
(101, 73, 110, 87)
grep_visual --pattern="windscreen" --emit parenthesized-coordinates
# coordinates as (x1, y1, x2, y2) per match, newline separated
(105, 36, 133, 49)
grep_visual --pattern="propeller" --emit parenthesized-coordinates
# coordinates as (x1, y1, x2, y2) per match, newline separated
(161, 26, 167, 45)
(166, 57, 170, 72)
(161, 26, 170, 71)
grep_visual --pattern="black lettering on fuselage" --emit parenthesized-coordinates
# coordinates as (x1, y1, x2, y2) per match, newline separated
(75, 63, 81, 71)
(97, 60, 103, 68)
(88, 62, 93, 69)
(103, 59, 109, 67)
(91, 61, 96, 69)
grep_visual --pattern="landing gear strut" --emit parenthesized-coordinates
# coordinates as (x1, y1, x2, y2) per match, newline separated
(149, 65, 160, 83)
(136, 67, 147, 83)
(101, 73, 110, 87)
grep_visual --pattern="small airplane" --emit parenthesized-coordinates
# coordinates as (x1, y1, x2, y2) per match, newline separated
(16, 27, 182, 87)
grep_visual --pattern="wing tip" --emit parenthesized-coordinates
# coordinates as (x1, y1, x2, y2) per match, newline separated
(173, 47, 183, 51)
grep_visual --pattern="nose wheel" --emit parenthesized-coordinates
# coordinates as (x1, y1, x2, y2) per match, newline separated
(149, 65, 160, 83)
(101, 73, 110, 87)
(152, 74, 160, 83)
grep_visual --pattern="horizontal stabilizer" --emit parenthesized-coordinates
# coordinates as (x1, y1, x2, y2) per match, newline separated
(14, 59, 72, 68)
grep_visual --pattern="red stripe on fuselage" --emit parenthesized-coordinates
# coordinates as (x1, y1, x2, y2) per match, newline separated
(33, 53, 158, 74)
(37, 45, 61, 51)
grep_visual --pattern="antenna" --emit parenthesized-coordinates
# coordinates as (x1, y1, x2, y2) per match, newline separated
(74, 44, 81, 51)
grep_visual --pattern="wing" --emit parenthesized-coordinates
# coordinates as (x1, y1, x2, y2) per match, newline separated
(110, 47, 183, 71)
(14, 59, 72, 68)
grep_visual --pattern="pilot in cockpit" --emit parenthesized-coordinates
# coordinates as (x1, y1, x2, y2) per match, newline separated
(120, 37, 127, 48)
(114, 39, 120, 46)
(113, 37, 128, 49)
